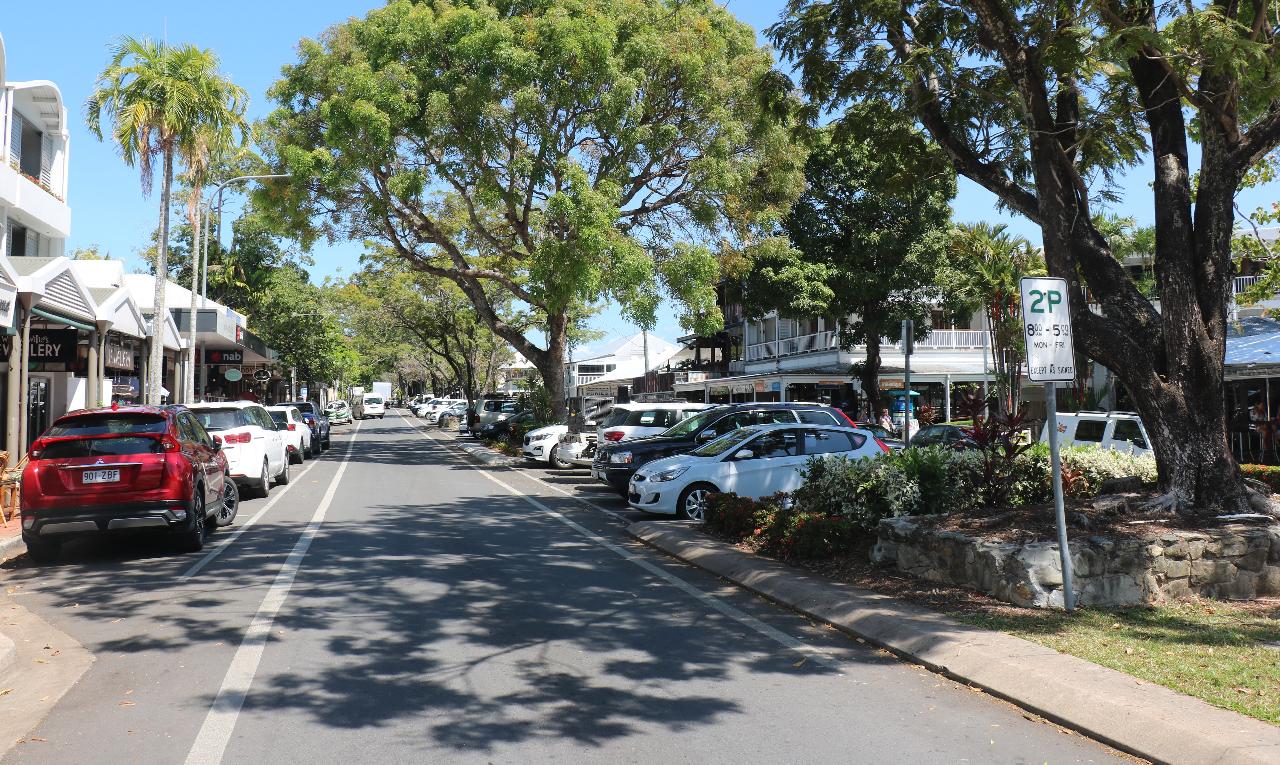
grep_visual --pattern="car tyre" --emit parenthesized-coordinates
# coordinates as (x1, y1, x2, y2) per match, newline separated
(254, 459, 271, 498)
(22, 534, 59, 565)
(216, 479, 240, 527)
(676, 483, 717, 523)
(276, 457, 291, 486)
(176, 488, 208, 553)
(548, 444, 572, 470)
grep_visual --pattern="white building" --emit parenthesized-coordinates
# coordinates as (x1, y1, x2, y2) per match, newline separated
(567, 332, 685, 397)
(0, 33, 70, 260)
(675, 311, 994, 421)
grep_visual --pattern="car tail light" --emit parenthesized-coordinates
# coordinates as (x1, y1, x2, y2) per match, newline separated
(213, 434, 223, 446)
(603, 431, 624, 442)
(287, 423, 296, 431)
(874, 437, 891, 453)
(29, 438, 47, 459)
(225, 432, 251, 444)
(160, 434, 182, 452)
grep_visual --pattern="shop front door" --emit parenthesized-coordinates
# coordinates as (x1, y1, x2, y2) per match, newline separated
(27, 377, 50, 448)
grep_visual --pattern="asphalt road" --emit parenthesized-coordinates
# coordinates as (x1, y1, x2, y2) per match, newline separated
(0, 412, 1130, 764)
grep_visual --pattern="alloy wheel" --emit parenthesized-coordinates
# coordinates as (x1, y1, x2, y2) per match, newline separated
(217, 481, 240, 526)
(683, 488, 710, 522)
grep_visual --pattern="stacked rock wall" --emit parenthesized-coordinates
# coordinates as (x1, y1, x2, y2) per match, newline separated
(872, 517, 1280, 608)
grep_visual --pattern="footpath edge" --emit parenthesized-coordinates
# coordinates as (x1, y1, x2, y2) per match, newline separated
(627, 520, 1280, 765)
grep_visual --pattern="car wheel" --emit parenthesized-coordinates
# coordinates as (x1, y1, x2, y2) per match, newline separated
(255, 459, 271, 498)
(548, 444, 571, 469)
(176, 487, 208, 553)
(304, 442, 313, 459)
(676, 483, 717, 523)
(22, 534, 59, 565)
(216, 479, 240, 527)
(276, 457, 291, 486)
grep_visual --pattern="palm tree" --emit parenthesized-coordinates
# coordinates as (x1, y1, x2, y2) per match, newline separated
(948, 222, 1044, 416)
(86, 36, 247, 404)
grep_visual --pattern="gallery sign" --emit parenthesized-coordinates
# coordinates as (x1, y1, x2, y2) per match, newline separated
(205, 348, 243, 365)
(29, 328, 77, 365)
(0, 283, 16, 329)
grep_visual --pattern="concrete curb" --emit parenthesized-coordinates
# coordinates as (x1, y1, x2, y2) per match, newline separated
(429, 429, 524, 468)
(628, 521, 1280, 765)
(0, 533, 24, 566)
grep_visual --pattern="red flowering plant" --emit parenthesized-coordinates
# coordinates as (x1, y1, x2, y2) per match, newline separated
(955, 390, 1035, 508)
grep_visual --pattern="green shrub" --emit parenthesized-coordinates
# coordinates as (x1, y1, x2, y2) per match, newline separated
(793, 455, 920, 531)
(784, 512, 857, 559)
(1241, 464, 1280, 493)
(1062, 446, 1157, 488)
(703, 492, 760, 539)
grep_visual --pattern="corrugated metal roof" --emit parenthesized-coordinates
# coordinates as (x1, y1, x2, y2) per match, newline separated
(89, 287, 116, 305)
(9, 256, 59, 276)
(1226, 318, 1280, 367)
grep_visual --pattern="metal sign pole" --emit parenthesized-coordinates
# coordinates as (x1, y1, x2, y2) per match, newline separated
(1044, 381, 1076, 611)
(902, 319, 913, 443)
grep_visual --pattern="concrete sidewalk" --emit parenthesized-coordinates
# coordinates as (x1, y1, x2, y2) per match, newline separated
(628, 521, 1280, 765)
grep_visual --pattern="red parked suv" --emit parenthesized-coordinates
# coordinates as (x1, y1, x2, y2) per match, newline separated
(20, 405, 232, 564)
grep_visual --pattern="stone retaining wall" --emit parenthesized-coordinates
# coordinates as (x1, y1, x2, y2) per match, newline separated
(871, 516, 1280, 608)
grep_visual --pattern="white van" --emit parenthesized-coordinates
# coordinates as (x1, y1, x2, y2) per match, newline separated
(1041, 411, 1151, 456)
(361, 392, 386, 420)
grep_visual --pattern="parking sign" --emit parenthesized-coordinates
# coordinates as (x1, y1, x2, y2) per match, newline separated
(1020, 277, 1076, 382)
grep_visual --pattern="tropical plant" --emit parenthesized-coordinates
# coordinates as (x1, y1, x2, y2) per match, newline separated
(259, 0, 804, 420)
(770, 0, 1280, 515)
(942, 223, 1044, 417)
(86, 36, 247, 403)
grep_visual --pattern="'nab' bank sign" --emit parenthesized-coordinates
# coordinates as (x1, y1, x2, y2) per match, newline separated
(205, 349, 243, 365)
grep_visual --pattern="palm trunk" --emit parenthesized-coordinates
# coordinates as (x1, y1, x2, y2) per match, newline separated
(149, 150, 174, 405)
(186, 197, 202, 402)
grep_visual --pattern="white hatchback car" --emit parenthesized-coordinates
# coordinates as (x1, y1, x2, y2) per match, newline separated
(628, 423, 884, 521)
(189, 402, 291, 498)
(597, 402, 713, 445)
(523, 424, 571, 466)
(423, 398, 467, 423)
(267, 406, 313, 463)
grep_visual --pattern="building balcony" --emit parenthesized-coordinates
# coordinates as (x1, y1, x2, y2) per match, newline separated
(0, 160, 70, 238)
(745, 328, 987, 363)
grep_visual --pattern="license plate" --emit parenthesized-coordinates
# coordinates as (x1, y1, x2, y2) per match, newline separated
(82, 469, 121, 484)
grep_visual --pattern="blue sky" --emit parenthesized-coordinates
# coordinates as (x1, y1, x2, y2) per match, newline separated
(4, 2, 1277, 347)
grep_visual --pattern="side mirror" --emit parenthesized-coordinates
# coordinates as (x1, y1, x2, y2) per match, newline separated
(696, 430, 715, 442)
(733, 449, 754, 460)
(212, 437, 223, 452)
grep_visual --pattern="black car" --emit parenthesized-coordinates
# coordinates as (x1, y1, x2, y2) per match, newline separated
(908, 424, 976, 450)
(283, 401, 332, 452)
(475, 410, 536, 440)
(592, 402, 856, 496)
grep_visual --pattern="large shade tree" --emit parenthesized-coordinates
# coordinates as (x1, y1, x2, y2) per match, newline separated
(259, 0, 803, 419)
(743, 116, 955, 419)
(771, 0, 1280, 514)
(86, 36, 247, 404)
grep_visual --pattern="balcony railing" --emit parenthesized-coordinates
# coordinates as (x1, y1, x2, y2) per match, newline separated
(745, 328, 987, 362)
(1235, 275, 1264, 295)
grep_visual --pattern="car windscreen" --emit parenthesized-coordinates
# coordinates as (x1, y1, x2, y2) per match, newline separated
(46, 414, 167, 437)
(193, 408, 249, 432)
(690, 427, 758, 457)
(660, 409, 719, 438)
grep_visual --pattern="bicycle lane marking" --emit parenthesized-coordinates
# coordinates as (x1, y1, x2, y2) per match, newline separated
(183, 418, 363, 765)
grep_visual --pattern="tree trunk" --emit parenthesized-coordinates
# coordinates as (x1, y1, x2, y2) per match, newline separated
(531, 311, 569, 422)
(860, 333, 883, 420)
(186, 197, 202, 403)
(149, 150, 174, 406)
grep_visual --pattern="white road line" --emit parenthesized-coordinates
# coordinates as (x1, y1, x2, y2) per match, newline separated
(416, 428, 844, 673)
(177, 461, 320, 583)
(184, 419, 362, 765)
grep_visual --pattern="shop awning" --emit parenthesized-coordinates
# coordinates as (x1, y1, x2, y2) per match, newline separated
(31, 306, 95, 333)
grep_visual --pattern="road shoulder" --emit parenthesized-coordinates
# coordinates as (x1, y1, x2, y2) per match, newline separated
(628, 520, 1280, 765)
(0, 597, 94, 757)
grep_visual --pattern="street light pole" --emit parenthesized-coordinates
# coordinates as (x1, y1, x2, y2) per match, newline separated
(187, 173, 291, 403)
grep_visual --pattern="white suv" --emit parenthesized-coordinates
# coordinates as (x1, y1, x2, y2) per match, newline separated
(267, 406, 314, 463)
(597, 402, 714, 445)
(1040, 411, 1151, 456)
(190, 401, 291, 498)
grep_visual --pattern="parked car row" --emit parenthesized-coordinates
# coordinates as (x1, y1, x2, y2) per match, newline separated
(18, 392, 363, 564)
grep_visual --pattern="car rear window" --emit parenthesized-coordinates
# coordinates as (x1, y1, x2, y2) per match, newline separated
(269, 411, 288, 426)
(46, 414, 167, 437)
(365, 397, 383, 405)
(287, 402, 316, 414)
(40, 437, 162, 458)
(193, 408, 250, 431)
(607, 409, 682, 428)
(798, 410, 840, 425)
(804, 430, 866, 454)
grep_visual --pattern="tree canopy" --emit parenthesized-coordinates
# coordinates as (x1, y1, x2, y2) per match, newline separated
(259, 0, 804, 417)
(770, 0, 1280, 514)
(743, 115, 955, 417)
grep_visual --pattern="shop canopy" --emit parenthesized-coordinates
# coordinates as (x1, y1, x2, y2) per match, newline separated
(1226, 317, 1280, 374)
